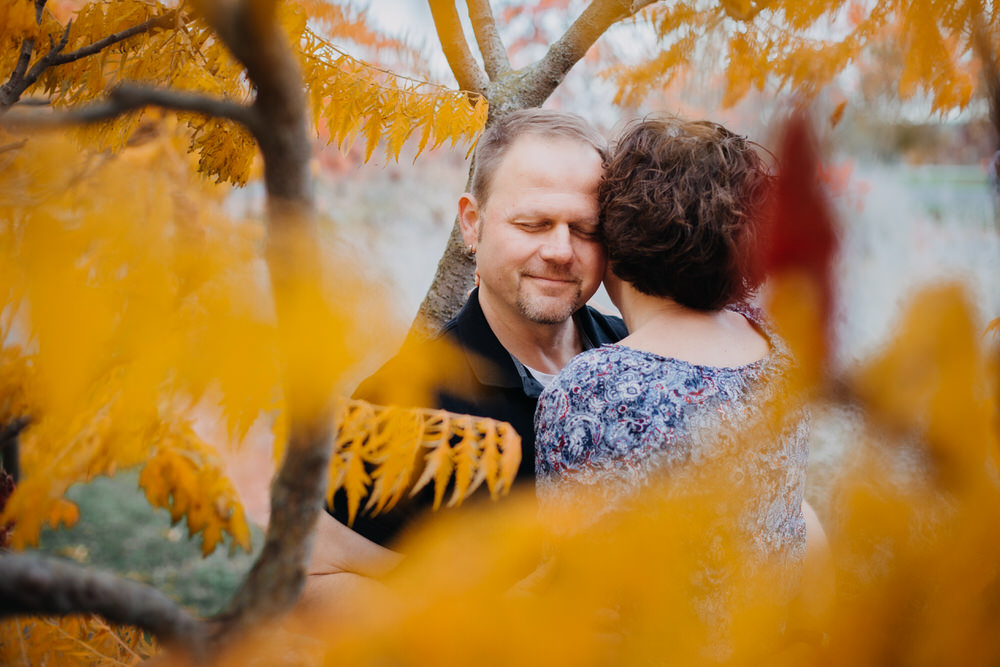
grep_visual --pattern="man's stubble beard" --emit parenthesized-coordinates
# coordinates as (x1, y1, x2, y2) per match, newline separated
(515, 279, 582, 325)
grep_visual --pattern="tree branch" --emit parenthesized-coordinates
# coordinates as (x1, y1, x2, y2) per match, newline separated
(466, 0, 511, 79)
(0, 553, 207, 655)
(12, 39, 35, 82)
(215, 416, 333, 634)
(201, 0, 312, 207)
(1, 10, 180, 110)
(3, 0, 329, 657)
(197, 0, 330, 637)
(0, 84, 259, 134)
(16, 22, 71, 98)
(428, 0, 489, 94)
(0, 40, 36, 109)
(517, 0, 657, 107)
(46, 10, 179, 69)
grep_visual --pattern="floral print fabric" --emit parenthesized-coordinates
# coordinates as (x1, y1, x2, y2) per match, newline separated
(534, 304, 809, 618)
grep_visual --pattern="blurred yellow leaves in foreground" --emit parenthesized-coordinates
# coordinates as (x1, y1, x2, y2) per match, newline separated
(1, 117, 998, 665)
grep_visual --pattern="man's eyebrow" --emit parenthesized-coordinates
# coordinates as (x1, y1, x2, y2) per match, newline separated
(507, 208, 598, 223)
(571, 218, 599, 230)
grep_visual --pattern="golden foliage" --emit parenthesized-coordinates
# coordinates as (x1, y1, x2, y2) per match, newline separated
(0, 120, 515, 562)
(0, 0, 40, 45)
(2, 3, 998, 665)
(322, 400, 521, 526)
(295, 20, 488, 163)
(3, 0, 486, 184)
(822, 287, 1000, 667)
(138, 426, 251, 557)
(0, 125, 258, 553)
(610, 0, 994, 114)
(854, 285, 996, 489)
(0, 615, 155, 666)
(173, 280, 999, 667)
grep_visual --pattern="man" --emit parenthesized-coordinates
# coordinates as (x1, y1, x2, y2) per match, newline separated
(301, 109, 627, 605)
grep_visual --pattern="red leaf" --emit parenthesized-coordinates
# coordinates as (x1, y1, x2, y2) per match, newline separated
(760, 112, 839, 365)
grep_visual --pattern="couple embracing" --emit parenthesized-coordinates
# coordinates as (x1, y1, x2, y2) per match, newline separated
(304, 109, 816, 624)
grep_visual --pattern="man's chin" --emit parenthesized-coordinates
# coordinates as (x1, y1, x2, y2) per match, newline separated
(516, 292, 581, 325)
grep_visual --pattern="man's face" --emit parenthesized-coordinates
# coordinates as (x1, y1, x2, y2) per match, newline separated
(459, 135, 605, 326)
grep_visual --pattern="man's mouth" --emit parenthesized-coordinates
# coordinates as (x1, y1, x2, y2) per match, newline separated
(525, 275, 578, 286)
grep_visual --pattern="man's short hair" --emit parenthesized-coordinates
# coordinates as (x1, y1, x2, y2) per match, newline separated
(470, 108, 606, 207)
(600, 115, 773, 311)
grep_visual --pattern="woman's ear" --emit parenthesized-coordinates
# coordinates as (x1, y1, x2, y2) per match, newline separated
(458, 193, 480, 249)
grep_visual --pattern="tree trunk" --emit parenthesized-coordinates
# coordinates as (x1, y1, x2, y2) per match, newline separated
(408, 168, 476, 340)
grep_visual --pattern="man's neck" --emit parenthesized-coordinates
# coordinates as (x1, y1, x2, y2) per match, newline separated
(478, 292, 583, 375)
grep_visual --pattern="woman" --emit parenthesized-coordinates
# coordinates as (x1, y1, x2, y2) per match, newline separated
(533, 117, 811, 629)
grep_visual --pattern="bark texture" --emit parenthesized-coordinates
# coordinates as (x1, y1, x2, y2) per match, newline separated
(0, 553, 208, 655)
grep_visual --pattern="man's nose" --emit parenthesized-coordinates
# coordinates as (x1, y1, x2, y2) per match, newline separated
(538, 225, 573, 263)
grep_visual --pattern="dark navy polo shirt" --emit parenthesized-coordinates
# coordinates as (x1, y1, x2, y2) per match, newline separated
(328, 288, 627, 547)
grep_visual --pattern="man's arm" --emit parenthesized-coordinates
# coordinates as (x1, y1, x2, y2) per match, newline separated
(296, 512, 404, 617)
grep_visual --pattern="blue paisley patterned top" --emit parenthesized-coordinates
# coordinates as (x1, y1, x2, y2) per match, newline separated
(534, 304, 808, 585)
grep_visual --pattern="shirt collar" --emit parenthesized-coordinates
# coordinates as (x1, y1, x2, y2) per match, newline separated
(450, 288, 607, 393)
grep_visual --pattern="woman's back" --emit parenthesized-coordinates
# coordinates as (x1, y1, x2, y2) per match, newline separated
(535, 304, 808, 560)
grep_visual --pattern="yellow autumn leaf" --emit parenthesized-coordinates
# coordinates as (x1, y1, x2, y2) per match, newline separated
(364, 408, 423, 515)
(854, 283, 997, 489)
(986, 317, 1000, 339)
(45, 498, 80, 531)
(448, 422, 480, 508)
(414, 440, 454, 512)
(0, 0, 38, 41)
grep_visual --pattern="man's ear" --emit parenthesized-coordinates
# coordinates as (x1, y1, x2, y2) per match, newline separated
(458, 193, 480, 248)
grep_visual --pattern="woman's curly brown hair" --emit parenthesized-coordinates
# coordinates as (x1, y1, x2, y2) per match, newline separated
(599, 115, 773, 311)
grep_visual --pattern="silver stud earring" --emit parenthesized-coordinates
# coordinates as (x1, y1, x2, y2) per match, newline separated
(467, 244, 476, 254)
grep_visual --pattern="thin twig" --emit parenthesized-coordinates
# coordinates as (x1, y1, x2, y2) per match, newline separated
(305, 28, 472, 93)
(16, 21, 72, 95)
(47, 618, 133, 667)
(970, 4, 1000, 147)
(90, 616, 144, 664)
(46, 10, 179, 68)
(13, 10, 180, 103)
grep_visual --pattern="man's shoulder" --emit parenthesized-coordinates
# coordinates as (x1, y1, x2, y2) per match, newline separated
(577, 304, 628, 344)
(352, 327, 472, 407)
(351, 295, 485, 407)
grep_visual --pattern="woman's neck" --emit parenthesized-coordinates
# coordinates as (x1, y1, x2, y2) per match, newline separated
(618, 286, 702, 333)
(615, 283, 769, 368)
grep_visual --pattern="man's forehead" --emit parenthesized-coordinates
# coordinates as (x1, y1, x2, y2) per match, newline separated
(505, 132, 601, 157)
(493, 136, 601, 181)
